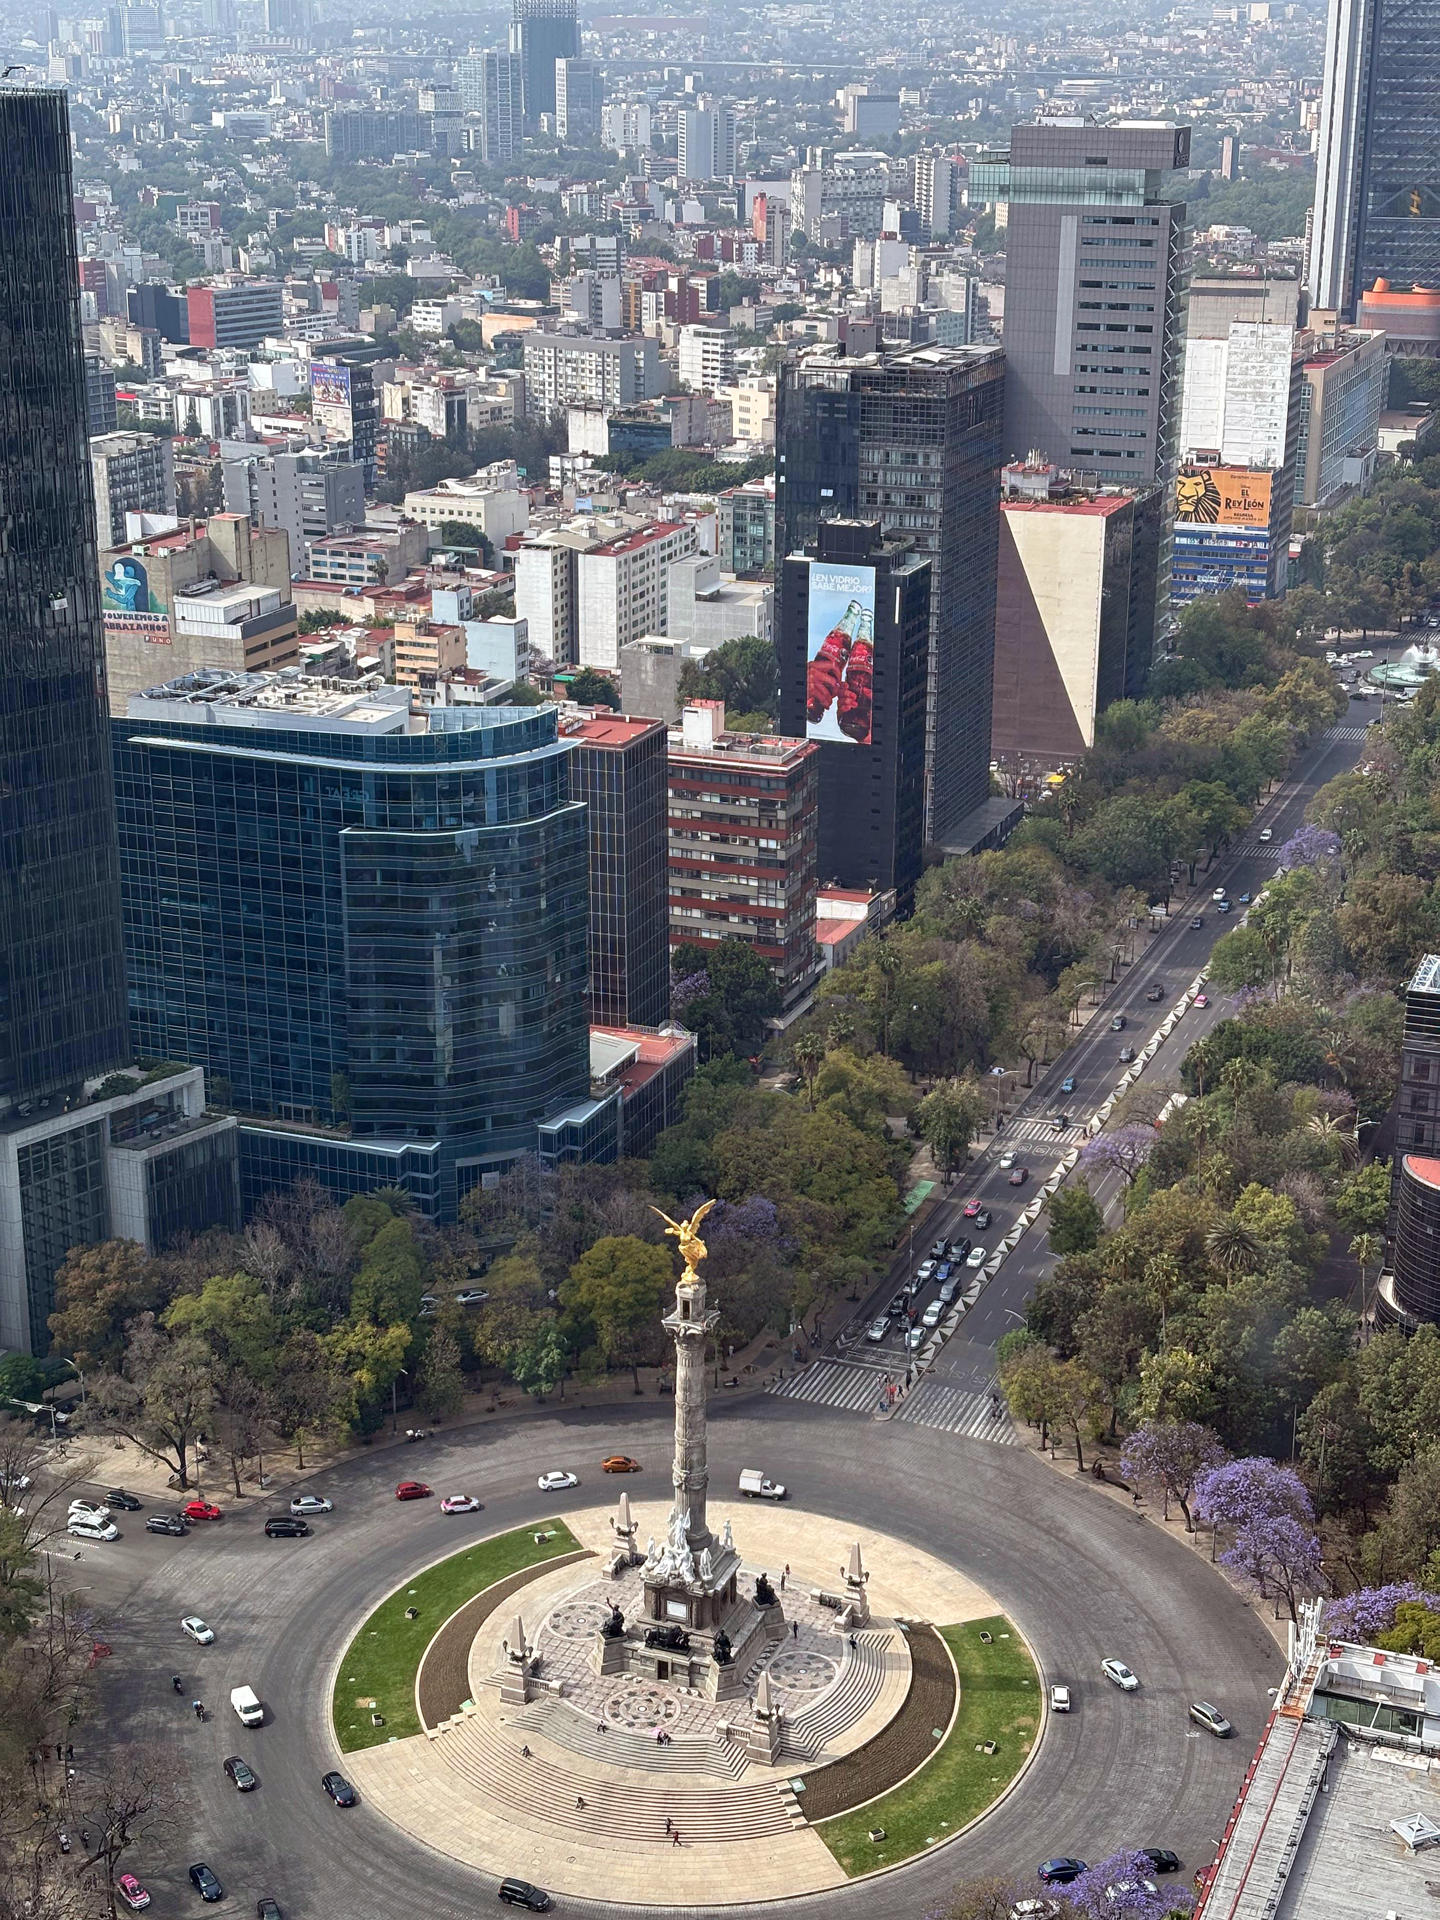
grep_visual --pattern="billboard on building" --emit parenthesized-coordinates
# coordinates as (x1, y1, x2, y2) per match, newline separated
(102, 555, 168, 619)
(1175, 465, 1273, 528)
(310, 361, 352, 410)
(804, 559, 876, 747)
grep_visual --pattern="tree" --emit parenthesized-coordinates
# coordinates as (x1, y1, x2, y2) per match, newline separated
(1194, 1455, 1321, 1614)
(0, 1354, 45, 1405)
(567, 666, 621, 710)
(1205, 1217, 1262, 1278)
(1079, 1125, 1157, 1185)
(511, 1322, 568, 1400)
(1206, 924, 1274, 994)
(1046, 1182, 1104, 1257)
(268, 1329, 352, 1469)
(93, 1316, 214, 1488)
(416, 1324, 465, 1421)
(560, 1235, 674, 1390)
(77, 1742, 185, 1916)
(914, 1075, 988, 1182)
(1061, 1849, 1196, 1919)
(676, 634, 780, 721)
(1120, 1421, 1228, 1531)
(48, 1240, 164, 1372)
(0, 1509, 41, 1643)
(671, 937, 781, 1056)
(350, 1216, 429, 1327)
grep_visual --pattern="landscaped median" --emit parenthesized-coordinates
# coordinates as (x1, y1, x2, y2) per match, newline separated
(813, 1615, 1041, 1876)
(331, 1520, 581, 1752)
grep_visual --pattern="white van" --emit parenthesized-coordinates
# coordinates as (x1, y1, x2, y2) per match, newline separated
(738, 1468, 786, 1500)
(230, 1685, 263, 1727)
(67, 1515, 119, 1542)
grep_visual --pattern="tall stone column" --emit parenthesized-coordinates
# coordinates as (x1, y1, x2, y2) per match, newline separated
(663, 1272, 719, 1554)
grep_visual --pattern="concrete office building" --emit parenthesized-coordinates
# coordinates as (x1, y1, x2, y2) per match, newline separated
(601, 101, 651, 154)
(666, 554, 773, 651)
(458, 50, 524, 166)
(113, 677, 600, 1218)
(99, 513, 298, 710)
(666, 701, 821, 1011)
(90, 430, 176, 547)
(1295, 325, 1388, 506)
(718, 481, 776, 577)
(790, 147, 891, 244)
(560, 712, 671, 1028)
(509, 0, 579, 125)
(576, 521, 701, 670)
(778, 519, 930, 909)
(677, 325, 738, 392)
(514, 529, 601, 666)
(523, 331, 662, 419)
(913, 152, 956, 238)
(777, 341, 1006, 846)
(323, 108, 431, 160)
(222, 448, 363, 565)
(554, 57, 599, 144)
(1310, 0, 1440, 316)
(619, 638, 712, 726)
(85, 353, 118, 434)
(677, 101, 736, 182)
(838, 85, 901, 141)
(991, 460, 1162, 766)
(185, 278, 284, 349)
(970, 120, 1191, 488)
(310, 358, 378, 493)
(1381, 953, 1440, 1327)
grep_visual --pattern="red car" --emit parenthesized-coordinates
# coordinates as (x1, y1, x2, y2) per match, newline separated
(182, 1499, 222, 1522)
(962, 1200, 982, 1219)
(117, 1873, 151, 1910)
(395, 1481, 432, 1501)
(1193, 992, 1209, 1009)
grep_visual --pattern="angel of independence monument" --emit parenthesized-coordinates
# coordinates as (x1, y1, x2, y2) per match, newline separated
(593, 1202, 795, 1708)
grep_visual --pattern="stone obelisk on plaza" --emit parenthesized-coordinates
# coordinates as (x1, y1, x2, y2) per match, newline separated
(654, 1199, 719, 1554)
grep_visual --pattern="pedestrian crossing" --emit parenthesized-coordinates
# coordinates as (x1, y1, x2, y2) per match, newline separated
(891, 1378, 1021, 1444)
(1005, 1117, 1081, 1145)
(1324, 723, 1369, 742)
(1232, 841, 1284, 861)
(768, 1358, 895, 1414)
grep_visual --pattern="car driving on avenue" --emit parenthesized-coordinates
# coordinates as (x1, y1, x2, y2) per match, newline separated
(1102, 1658, 1139, 1690)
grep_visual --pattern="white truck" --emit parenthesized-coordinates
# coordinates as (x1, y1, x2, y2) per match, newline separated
(230, 1685, 263, 1727)
(738, 1468, 786, 1500)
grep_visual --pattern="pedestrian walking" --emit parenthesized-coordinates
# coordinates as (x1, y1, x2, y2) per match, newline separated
(779, 1570, 786, 1592)
(672, 1830, 682, 1847)
(791, 1619, 799, 1639)
(665, 1817, 672, 1834)
(576, 1795, 585, 1809)
(521, 1745, 531, 1758)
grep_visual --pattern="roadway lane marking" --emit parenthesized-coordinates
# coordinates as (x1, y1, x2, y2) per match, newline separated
(891, 1379, 1020, 1444)
(768, 1359, 893, 1412)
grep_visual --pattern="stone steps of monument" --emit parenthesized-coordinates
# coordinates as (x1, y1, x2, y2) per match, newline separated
(516, 1694, 752, 1780)
(781, 1630, 895, 1760)
(434, 1713, 797, 1843)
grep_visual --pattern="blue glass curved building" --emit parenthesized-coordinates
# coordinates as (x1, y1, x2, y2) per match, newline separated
(112, 675, 596, 1215)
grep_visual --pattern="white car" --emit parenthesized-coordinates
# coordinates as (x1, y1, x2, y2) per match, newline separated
(181, 1616, 215, 1645)
(1258, 827, 1273, 842)
(68, 1499, 111, 1523)
(454, 1289, 489, 1307)
(999, 1150, 1017, 1169)
(1102, 1658, 1139, 1691)
(916, 1259, 937, 1281)
(1357, 649, 1373, 659)
(289, 1495, 333, 1517)
(905, 1327, 925, 1350)
(966, 1245, 988, 1268)
(865, 1317, 890, 1342)
(1212, 887, 1228, 902)
(1049, 1684, 1071, 1712)
(441, 1494, 482, 1514)
(68, 1516, 118, 1541)
(537, 1470, 579, 1493)
(922, 1300, 944, 1329)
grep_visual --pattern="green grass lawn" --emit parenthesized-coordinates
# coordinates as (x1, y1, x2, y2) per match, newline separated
(331, 1520, 580, 1751)
(817, 1616, 1041, 1876)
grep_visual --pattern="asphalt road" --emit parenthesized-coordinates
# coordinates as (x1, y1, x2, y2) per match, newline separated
(833, 707, 1375, 1402)
(67, 1399, 1285, 1920)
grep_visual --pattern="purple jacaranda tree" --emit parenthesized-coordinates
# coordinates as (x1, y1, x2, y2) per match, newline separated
(1120, 1421, 1228, 1531)
(1060, 1851, 1195, 1920)
(1194, 1457, 1320, 1621)
(708, 1195, 789, 1250)
(1079, 1124, 1157, 1185)
(1323, 1584, 1440, 1641)
(670, 968, 711, 1016)
(1277, 825, 1341, 872)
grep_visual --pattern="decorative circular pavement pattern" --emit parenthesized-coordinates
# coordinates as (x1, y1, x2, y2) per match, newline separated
(765, 1645, 839, 1695)
(603, 1680, 684, 1730)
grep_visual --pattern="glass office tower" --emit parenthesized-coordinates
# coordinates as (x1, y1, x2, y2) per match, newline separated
(113, 679, 594, 1216)
(508, 0, 579, 125)
(1310, 0, 1440, 316)
(0, 86, 129, 1116)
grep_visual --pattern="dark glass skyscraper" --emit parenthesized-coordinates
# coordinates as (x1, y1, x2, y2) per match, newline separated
(112, 677, 594, 1217)
(0, 87, 129, 1116)
(776, 342, 1005, 847)
(508, 0, 579, 125)
(1310, 0, 1440, 315)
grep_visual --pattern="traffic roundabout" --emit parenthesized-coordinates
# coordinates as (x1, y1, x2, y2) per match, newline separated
(85, 1398, 1283, 1919)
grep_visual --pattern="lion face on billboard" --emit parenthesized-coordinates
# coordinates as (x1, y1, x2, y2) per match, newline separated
(1176, 468, 1221, 522)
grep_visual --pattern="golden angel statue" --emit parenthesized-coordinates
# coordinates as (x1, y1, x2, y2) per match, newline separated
(651, 1198, 717, 1282)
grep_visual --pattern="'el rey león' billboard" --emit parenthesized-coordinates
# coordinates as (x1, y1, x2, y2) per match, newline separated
(804, 560, 876, 747)
(1175, 465, 1273, 529)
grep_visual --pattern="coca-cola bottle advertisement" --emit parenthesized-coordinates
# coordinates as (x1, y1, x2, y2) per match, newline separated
(803, 561, 876, 747)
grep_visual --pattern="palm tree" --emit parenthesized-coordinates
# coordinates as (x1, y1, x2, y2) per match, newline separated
(1206, 1217, 1262, 1279)
(1146, 1253, 1182, 1350)
(1350, 1232, 1383, 1335)
(791, 1032, 826, 1110)
(1306, 1109, 1361, 1168)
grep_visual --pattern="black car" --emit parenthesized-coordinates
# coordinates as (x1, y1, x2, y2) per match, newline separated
(644, 1624, 690, 1652)
(189, 1863, 224, 1902)
(886, 1293, 908, 1317)
(257, 1903, 283, 1920)
(1038, 1859, 1087, 1886)
(321, 1770, 358, 1807)
(499, 1881, 553, 1912)
(973, 1209, 991, 1231)
(264, 1515, 309, 1538)
(1145, 983, 1164, 1002)
(224, 1755, 258, 1791)
(145, 1513, 187, 1536)
(1190, 916, 1204, 929)
(104, 1489, 143, 1510)
(1140, 1848, 1180, 1875)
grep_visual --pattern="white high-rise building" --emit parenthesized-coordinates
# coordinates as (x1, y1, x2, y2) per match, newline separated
(601, 99, 651, 153)
(677, 100, 735, 182)
(576, 520, 700, 669)
(913, 153, 954, 238)
(1179, 322, 1298, 468)
(458, 50, 524, 165)
(677, 325, 737, 392)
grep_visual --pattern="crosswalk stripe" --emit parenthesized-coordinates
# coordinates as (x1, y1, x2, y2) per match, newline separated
(891, 1378, 1021, 1444)
(1005, 1117, 1080, 1144)
(1324, 724, 1368, 742)
(768, 1359, 892, 1413)
(1233, 842, 1283, 860)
